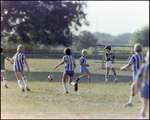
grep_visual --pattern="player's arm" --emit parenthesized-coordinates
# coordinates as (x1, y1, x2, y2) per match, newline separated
(6, 57, 14, 64)
(23, 59, 30, 72)
(120, 64, 130, 71)
(54, 61, 65, 69)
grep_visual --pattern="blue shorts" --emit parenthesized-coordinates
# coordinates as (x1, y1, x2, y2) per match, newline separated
(132, 71, 137, 82)
(141, 85, 149, 99)
(64, 70, 74, 77)
(80, 66, 88, 73)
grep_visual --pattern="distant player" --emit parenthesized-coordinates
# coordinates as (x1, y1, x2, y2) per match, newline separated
(75, 49, 91, 83)
(12, 45, 30, 92)
(134, 50, 149, 119)
(104, 45, 118, 83)
(120, 43, 145, 107)
(1, 46, 13, 88)
(54, 48, 78, 94)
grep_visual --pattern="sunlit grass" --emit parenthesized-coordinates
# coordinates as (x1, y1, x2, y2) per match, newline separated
(1, 58, 149, 119)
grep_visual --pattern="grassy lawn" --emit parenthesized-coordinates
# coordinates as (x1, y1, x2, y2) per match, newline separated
(1, 58, 149, 119)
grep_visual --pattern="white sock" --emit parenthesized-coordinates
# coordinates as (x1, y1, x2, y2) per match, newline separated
(18, 80, 23, 88)
(3, 76, 7, 85)
(70, 82, 75, 86)
(129, 95, 134, 104)
(63, 83, 68, 92)
(22, 76, 28, 87)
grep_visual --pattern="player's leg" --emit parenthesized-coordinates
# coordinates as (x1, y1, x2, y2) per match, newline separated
(21, 72, 30, 91)
(1, 73, 3, 81)
(111, 67, 118, 83)
(62, 73, 69, 93)
(105, 67, 110, 83)
(76, 71, 87, 83)
(140, 98, 149, 119)
(86, 70, 91, 82)
(68, 76, 78, 92)
(15, 72, 25, 92)
(1, 70, 8, 88)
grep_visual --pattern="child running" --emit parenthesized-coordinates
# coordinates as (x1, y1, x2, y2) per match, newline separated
(75, 49, 91, 83)
(54, 48, 78, 93)
(1, 46, 13, 88)
(134, 50, 149, 119)
(104, 45, 118, 83)
(12, 45, 30, 92)
(120, 43, 145, 107)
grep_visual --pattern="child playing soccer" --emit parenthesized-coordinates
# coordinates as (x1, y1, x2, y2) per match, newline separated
(104, 45, 118, 83)
(134, 50, 149, 119)
(120, 43, 145, 107)
(12, 45, 30, 92)
(75, 49, 91, 83)
(54, 48, 78, 93)
(1, 47, 13, 88)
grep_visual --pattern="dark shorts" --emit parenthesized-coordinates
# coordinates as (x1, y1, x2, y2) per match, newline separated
(141, 85, 149, 99)
(64, 71, 74, 77)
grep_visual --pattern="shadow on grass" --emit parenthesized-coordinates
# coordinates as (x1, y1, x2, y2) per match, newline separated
(5, 70, 132, 83)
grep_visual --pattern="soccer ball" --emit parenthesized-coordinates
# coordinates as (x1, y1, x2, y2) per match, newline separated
(48, 75, 54, 82)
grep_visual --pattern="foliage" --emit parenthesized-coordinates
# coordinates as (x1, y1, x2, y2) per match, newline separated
(73, 30, 98, 51)
(129, 26, 149, 47)
(1, 1, 89, 46)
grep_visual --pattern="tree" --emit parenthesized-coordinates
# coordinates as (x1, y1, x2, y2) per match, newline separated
(73, 31, 98, 51)
(1, 1, 89, 46)
(129, 26, 149, 47)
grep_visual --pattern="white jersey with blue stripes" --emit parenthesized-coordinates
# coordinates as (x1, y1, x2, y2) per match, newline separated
(79, 56, 86, 66)
(128, 53, 145, 72)
(136, 62, 149, 86)
(62, 55, 76, 71)
(12, 52, 26, 72)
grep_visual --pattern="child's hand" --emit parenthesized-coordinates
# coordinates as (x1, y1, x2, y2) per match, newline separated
(86, 64, 89, 67)
(11, 61, 14, 64)
(54, 65, 58, 69)
(120, 67, 123, 71)
(112, 61, 114, 64)
(27, 68, 30, 72)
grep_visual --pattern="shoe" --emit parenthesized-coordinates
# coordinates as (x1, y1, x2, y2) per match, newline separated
(124, 102, 133, 107)
(22, 87, 25, 92)
(63, 91, 68, 94)
(26, 86, 30, 91)
(4, 85, 8, 88)
(74, 83, 78, 92)
(105, 78, 108, 84)
(76, 77, 80, 83)
(115, 78, 118, 83)
(88, 80, 91, 83)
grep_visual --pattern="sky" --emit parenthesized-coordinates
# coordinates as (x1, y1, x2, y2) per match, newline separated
(77, 1, 149, 36)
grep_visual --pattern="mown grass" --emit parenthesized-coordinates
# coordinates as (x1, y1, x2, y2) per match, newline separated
(1, 58, 149, 119)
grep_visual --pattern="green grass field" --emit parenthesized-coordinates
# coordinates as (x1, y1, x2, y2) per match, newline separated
(1, 59, 149, 119)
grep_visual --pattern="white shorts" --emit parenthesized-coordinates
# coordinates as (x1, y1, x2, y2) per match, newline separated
(106, 61, 115, 69)
(1, 69, 5, 73)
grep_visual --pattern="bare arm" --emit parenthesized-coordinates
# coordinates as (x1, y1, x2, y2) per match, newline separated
(120, 64, 130, 71)
(23, 59, 30, 72)
(6, 58, 14, 64)
(54, 61, 65, 69)
(106, 54, 114, 60)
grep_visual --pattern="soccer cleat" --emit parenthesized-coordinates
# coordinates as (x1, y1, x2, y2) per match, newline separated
(74, 83, 78, 92)
(22, 87, 25, 92)
(4, 85, 8, 88)
(88, 80, 91, 83)
(26, 86, 30, 91)
(63, 91, 68, 94)
(75, 77, 80, 83)
(105, 78, 108, 84)
(124, 102, 133, 107)
(115, 78, 118, 83)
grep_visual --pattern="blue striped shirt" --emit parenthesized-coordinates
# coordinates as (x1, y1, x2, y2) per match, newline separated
(128, 54, 145, 72)
(62, 55, 76, 71)
(79, 56, 86, 66)
(12, 52, 26, 72)
(136, 62, 149, 86)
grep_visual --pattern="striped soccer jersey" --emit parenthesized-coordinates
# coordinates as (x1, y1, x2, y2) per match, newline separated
(136, 62, 149, 86)
(79, 56, 86, 66)
(62, 55, 76, 71)
(12, 52, 26, 72)
(105, 52, 115, 62)
(128, 53, 145, 72)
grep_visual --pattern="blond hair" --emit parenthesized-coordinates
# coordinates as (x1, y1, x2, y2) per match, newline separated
(17, 45, 24, 53)
(81, 49, 87, 54)
(134, 43, 142, 53)
(145, 50, 149, 63)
